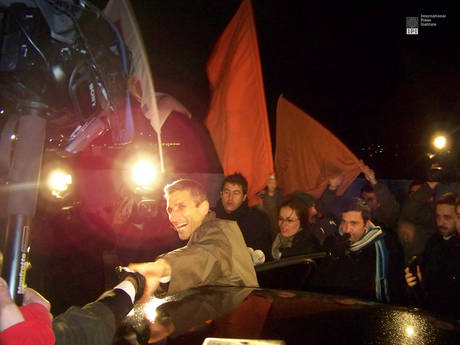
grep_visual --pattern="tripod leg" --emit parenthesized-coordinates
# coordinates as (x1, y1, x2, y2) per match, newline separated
(1, 112, 46, 304)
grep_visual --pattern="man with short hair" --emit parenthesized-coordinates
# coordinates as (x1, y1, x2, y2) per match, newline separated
(129, 179, 258, 301)
(307, 197, 404, 303)
(214, 173, 273, 260)
(404, 193, 460, 318)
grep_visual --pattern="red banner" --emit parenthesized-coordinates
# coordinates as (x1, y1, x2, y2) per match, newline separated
(205, 0, 273, 205)
(275, 95, 361, 199)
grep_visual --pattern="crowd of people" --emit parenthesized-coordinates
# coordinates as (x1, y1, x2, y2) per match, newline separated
(1, 165, 459, 343)
(256, 166, 459, 316)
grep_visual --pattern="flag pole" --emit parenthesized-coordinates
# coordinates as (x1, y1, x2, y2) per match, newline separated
(105, 0, 165, 173)
(156, 128, 165, 173)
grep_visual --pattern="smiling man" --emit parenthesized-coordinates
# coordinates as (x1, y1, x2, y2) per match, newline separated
(129, 179, 258, 301)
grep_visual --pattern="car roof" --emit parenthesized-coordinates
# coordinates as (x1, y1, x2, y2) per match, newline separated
(118, 286, 460, 345)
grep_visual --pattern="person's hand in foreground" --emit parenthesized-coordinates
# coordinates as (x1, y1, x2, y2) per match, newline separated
(0, 277, 24, 332)
(0, 277, 54, 345)
(404, 265, 422, 288)
(128, 259, 172, 303)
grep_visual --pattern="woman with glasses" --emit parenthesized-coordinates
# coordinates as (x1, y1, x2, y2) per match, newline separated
(271, 198, 320, 260)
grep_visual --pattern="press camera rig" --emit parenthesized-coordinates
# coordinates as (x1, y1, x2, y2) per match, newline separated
(0, 0, 133, 302)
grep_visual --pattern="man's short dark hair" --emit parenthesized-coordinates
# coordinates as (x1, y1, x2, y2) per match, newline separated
(436, 192, 457, 207)
(164, 179, 207, 205)
(360, 183, 375, 195)
(341, 197, 372, 224)
(221, 172, 248, 195)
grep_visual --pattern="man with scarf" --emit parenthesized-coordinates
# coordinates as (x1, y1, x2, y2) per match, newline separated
(214, 173, 273, 261)
(307, 197, 404, 303)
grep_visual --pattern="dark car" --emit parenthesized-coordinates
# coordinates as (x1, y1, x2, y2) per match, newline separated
(116, 284, 460, 345)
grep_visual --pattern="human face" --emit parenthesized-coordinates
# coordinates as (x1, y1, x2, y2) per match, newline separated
(307, 204, 318, 224)
(221, 182, 246, 213)
(278, 206, 301, 237)
(361, 191, 379, 211)
(456, 205, 460, 236)
(435, 203, 456, 238)
(166, 190, 209, 240)
(340, 211, 369, 243)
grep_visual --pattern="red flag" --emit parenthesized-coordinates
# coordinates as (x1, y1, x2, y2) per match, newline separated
(205, 0, 273, 205)
(275, 95, 362, 199)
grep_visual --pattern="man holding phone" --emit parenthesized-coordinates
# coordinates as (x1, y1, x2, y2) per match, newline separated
(404, 192, 460, 318)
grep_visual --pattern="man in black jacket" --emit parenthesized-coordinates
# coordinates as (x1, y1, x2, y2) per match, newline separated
(404, 192, 460, 318)
(307, 197, 404, 303)
(214, 173, 273, 261)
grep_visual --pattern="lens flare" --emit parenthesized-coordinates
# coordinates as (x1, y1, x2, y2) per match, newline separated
(132, 160, 156, 187)
(48, 170, 72, 192)
(405, 326, 415, 336)
(433, 136, 446, 150)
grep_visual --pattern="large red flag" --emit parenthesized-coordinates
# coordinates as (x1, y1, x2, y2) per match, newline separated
(275, 95, 362, 199)
(205, 0, 273, 205)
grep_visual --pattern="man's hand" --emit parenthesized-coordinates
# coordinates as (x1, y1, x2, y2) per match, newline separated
(360, 161, 377, 185)
(128, 259, 172, 303)
(404, 266, 422, 287)
(328, 175, 343, 191)
(0, 278, 24, 331)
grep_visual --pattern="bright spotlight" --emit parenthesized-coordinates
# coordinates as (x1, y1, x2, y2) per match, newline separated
(405, 326, 415, 337)
(48, 170, 72, 198)
(433, 136, 446, 150)
(132, 160, 156, 187)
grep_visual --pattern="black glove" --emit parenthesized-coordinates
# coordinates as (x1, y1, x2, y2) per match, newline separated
(115, 266, 146, 302)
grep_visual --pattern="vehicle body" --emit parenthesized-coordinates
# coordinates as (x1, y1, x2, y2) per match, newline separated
(117, 285, 460, 345)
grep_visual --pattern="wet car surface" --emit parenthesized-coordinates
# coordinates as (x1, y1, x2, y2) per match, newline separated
(115, 286, 460, 345)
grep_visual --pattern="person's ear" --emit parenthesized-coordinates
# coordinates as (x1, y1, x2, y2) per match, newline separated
(364, 219, 371, 228)
(243, 194, 247, 201)
(199, 200, 210, 215)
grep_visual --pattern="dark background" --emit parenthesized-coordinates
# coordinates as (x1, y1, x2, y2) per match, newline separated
(119, 0, 460, 180)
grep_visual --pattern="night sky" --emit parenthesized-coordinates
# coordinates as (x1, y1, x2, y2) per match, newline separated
(125, 1, 460, 179)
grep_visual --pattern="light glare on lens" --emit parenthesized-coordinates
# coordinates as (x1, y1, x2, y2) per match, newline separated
(405, 326, 415, 336)
(49, 170, 72, 192)
(433, 136, 446, 149)
(132, 160, 156, 186)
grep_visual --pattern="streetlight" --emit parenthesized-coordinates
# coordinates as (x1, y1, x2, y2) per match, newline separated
(433, 135, 447, 150)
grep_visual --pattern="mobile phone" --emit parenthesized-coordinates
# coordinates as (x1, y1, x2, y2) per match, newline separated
(407, 256, 418, 277)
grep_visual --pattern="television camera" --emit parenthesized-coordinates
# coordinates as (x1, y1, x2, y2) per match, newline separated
(0, 0, 133, 302)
